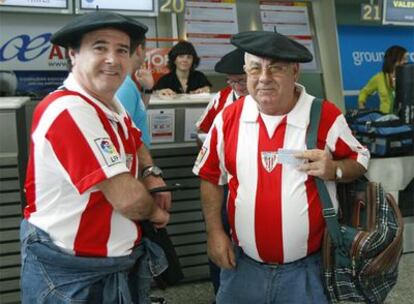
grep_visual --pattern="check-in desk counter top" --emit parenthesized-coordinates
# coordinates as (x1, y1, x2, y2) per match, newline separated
(366, 156, 414, 198)
(0, 97, 29, 109)
(0, 96, 30, 303)
(366, 155, 414, 253)
(147, 93, 211, 148)
(149, 93, 212, 105)
(147, 94, 211, 281)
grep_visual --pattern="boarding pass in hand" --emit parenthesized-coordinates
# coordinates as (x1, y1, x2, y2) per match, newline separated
(277, 149, 307, 166)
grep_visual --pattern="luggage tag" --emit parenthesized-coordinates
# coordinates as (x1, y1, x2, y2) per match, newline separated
(277, 149, 307, 166)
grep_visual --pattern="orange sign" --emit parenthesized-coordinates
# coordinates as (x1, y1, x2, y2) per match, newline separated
(145, 47, 171, 83)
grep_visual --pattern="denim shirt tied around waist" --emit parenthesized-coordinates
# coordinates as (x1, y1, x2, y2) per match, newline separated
(20, 219, 168, 304)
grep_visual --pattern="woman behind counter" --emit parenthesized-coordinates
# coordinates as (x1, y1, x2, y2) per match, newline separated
(153, 40, 212, 98)
(358, 45, 408, 114)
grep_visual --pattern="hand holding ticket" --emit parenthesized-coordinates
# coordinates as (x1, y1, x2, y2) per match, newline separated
(293, 149, 337, 181)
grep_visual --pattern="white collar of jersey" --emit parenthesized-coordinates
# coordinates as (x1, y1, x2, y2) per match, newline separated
(63, 73, 126, 122)
(241, 84, 314, 129)
(286, 84, 314, 129)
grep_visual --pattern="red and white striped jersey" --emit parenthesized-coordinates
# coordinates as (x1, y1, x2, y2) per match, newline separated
(193, 85, 370, 264)
(196, 86, 234, 133)
(24, 74, 143, 257)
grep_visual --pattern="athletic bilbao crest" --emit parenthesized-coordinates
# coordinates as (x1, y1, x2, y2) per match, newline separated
(261, 151, 278, 173)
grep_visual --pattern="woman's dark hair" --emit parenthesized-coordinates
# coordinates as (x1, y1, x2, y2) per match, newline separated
(167, 40, 200, 72)
(382, 45, 407, 74)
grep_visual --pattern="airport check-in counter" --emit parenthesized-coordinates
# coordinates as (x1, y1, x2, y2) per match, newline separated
(0, 97, 29, 303)
(147, 94, 211, 282)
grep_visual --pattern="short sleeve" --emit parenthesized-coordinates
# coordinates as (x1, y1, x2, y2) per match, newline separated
(320, 102, 370, 169)
(44, 100, 129, 194)
(193, 71, 212, 89)
(193, 113, 227, 185)
(196, 92, 220, 133)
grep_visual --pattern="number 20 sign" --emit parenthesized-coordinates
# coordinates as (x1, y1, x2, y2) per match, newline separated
(160, 0, 185, 13)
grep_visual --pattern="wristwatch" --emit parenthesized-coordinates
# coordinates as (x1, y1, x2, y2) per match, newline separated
(335, 166, 343, 180)
(141, 87, 153, 94)
(142, 165, 163, 178)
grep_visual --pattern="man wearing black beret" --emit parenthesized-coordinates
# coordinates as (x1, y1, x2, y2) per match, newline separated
(196, 48, 247, 136)
(20, 11, 172, 303)
(193, 31, 370, 303)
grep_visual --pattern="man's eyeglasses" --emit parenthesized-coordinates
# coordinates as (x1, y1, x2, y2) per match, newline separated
(226, 78, 247, 86)
(244, 64, 291, 78)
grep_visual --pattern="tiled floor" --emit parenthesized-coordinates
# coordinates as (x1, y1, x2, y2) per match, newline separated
(151, 253, 414, 304)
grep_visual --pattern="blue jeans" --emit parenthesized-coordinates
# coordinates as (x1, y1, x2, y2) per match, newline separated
(20, 219, 167, 304)
(217, 247, 328, 304)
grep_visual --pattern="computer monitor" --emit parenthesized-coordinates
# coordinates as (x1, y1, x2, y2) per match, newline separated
(395, 63, 414, 124)
(382, 0, 414, 27)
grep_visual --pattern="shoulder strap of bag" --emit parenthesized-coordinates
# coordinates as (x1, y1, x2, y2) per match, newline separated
(307, 98, 345, 251)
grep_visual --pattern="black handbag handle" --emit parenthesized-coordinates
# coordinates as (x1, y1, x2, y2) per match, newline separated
(143, 183, 190, 233)
(148, 183, 190, 194)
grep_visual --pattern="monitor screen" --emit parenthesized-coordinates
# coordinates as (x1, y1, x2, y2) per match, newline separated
(382, 0, 414, 26)
(395, 63, 414, 124)
(0, 0, 71, 14)
(76, 0, 157, 16)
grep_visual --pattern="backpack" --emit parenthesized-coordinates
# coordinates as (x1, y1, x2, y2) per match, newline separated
(308, 99, 405, 303)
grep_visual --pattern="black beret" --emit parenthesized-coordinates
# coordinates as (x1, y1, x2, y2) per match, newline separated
(231, 31, 313, 63)
(214, 48, 245, 75)
(51, 11, 148, 48)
